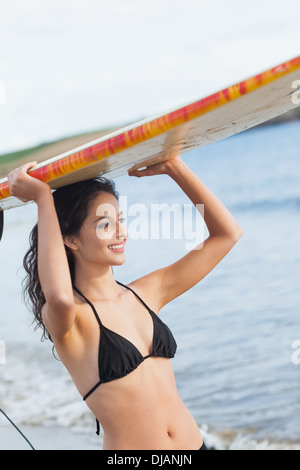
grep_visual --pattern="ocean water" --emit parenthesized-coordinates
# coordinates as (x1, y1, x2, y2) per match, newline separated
(0, 121, 300, 450)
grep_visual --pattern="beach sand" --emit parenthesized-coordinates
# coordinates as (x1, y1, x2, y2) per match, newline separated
(0, 425, 100, 450)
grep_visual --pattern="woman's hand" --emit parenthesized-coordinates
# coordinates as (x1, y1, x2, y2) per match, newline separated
(7, 161, 51, 203)
(128, 153, 182, 178)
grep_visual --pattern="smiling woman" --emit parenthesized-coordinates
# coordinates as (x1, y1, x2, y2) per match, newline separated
(21, 173, 121, 343)
(7, 156, 242, 450)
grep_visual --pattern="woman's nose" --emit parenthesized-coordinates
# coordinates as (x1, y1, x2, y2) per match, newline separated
(116, 221, 128, 240)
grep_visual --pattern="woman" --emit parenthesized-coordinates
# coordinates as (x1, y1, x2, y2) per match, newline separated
(7, 155, 243, 450)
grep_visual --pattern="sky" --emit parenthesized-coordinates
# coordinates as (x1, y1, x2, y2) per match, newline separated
(0, 0, 299, 155)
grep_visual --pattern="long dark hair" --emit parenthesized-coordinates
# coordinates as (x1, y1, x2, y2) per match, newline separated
(22, 176, 119, 344)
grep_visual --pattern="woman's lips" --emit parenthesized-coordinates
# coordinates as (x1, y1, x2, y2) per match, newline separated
(108, 242, 125, 252)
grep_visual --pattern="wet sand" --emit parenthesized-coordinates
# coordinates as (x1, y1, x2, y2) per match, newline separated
(0, 425, 100, 450)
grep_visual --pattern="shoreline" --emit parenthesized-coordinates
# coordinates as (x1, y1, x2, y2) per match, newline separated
(0, 425, 100, 450)
(1, 423, 299, 451)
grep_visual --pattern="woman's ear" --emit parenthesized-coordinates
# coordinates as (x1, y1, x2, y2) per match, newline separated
(63, 236, 79, 252)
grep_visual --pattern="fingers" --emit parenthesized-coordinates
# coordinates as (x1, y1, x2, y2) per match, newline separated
(26, 160, 38, 169)
(20, 161, 38, 174)
(128, 169, 144, 177)
(7, 161, 39, 201)
(8, 161, 38, 178)
(128, 160, 172, 178)
(128, 166, 151, 177)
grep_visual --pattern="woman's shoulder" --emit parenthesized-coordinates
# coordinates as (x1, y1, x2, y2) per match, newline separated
(126, 270, 165, 314)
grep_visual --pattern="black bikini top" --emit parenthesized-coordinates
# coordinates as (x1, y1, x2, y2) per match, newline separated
(73, 281, 177, 402)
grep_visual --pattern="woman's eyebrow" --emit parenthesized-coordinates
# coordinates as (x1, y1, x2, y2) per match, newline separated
(94, 211, 123, 222)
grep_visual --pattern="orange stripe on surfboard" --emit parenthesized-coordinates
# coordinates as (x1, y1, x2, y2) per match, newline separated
(0, 55, 299, 201)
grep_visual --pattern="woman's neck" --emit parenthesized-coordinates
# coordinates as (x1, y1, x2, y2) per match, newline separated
(73, 264, 121, 301)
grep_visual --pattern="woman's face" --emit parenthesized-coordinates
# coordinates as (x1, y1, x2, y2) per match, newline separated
(67, 191, 128, 267)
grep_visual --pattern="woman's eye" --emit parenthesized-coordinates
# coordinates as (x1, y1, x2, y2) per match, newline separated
(98, 222, 109, 229)
(98, 218, 126, 229)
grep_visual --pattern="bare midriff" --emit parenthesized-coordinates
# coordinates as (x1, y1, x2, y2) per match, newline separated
(84, 357, 203, 450)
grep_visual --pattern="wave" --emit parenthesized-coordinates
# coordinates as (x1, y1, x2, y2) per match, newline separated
(199, 424, 300, 451)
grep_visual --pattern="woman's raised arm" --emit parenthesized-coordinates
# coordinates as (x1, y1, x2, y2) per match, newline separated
(7, 162, 75, 338)
(128, 155, 243, 309)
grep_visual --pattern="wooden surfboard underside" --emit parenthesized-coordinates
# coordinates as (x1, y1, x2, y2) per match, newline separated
(0, 55, 299, 211)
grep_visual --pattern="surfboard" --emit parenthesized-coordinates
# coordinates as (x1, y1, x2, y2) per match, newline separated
(0, 55, 299, 214)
